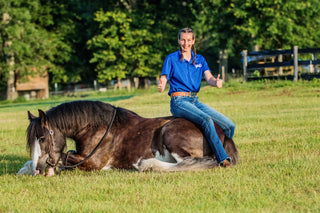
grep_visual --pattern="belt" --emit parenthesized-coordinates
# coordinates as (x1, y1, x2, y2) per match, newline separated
(171, 92, 197, 98)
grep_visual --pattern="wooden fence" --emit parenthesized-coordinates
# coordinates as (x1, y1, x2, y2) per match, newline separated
(242, 46, 320, 81)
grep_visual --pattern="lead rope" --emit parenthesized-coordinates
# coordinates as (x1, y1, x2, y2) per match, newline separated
(61, 107, 118, 169)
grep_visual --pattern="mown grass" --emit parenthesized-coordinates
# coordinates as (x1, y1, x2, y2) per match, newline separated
(0, 79, 319, 212)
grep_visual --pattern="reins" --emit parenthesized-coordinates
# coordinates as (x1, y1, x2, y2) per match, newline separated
(47, 107, 118, 169)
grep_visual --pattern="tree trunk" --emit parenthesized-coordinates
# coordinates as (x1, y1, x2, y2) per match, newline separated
(6, 53, 17, 100)
(219, 49, 228, 82)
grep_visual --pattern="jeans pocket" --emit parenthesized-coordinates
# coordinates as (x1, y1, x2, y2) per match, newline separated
(171, 96, 186, 108)
(170, 96, 191, 116)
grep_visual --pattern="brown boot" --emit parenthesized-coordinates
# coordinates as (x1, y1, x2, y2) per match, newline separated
(221, 159, 232, 168)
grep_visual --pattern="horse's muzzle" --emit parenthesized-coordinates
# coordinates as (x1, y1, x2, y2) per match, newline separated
(35, 154, 50, 176)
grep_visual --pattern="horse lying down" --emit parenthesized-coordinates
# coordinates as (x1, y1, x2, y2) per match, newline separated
(17, 101, 239, 176)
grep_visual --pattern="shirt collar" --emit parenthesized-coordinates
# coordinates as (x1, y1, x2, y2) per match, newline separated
(178, 50, 195, 63)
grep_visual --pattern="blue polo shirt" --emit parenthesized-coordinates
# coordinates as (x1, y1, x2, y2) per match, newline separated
(161, 50, 211, 96)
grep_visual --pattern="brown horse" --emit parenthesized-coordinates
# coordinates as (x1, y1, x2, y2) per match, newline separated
(25, 100, 238, 176)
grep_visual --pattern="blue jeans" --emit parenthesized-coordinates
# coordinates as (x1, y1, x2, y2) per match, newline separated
(170, 96, 235, 164)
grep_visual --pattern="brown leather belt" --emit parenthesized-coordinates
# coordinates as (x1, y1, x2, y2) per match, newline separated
(171, 92, 197, 98)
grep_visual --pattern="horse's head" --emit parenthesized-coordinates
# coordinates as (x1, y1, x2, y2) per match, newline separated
(27, 110, 66, 176)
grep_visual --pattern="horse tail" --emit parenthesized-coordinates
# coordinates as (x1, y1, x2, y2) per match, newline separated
(168, 157, 219, 172)
(133, 156, 219, 172)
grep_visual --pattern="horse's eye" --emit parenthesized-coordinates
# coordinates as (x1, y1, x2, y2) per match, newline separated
(38, 136, 45, 143)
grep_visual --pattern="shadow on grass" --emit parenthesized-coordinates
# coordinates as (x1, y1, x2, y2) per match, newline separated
(0, 154, 142, 176)
(0, 154, 30, 175)
(0, 95, 135, 110)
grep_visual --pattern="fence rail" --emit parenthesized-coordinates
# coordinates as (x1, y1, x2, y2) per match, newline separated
(242, 46, 320, 81)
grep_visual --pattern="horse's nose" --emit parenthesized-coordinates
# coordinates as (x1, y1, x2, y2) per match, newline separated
(36, 166, 46, 176)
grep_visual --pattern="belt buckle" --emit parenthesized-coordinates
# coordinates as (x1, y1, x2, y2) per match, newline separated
(190, 92, 197, 97)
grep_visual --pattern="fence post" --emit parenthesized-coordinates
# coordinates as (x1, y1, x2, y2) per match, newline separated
(54, 83, 58, 95)
(242, 50, 248, 82)
(278, 50, 283, 75)
(293, 46, 298, 82)
(219, 49, 228, 82)
(94, 80, 97, 91)
(222, 66, 225, 82)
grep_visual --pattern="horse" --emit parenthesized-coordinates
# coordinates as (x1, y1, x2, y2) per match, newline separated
(23, 100, 238, 176)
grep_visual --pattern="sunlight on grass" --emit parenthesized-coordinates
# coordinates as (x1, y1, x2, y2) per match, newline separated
(0, 80, 319, 212)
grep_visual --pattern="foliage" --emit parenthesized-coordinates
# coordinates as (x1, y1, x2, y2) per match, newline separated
(1, 0, 320, 93)
(198, 0, 320, 70)
(0, 0, 56, 83)
(36, 0, 97, 84)
(202, 0, 320, 49)
(88, 9, 161, 83)
(87, 0, 198, 84)
(253, 70, 260, 77)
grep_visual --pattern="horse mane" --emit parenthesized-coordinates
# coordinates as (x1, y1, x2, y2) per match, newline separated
(26, 100, 142, 155)
(26, 117, 41, 155)
(45, 101, 115, 131)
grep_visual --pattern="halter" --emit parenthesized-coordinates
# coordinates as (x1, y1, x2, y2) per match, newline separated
(46, 107, 118, 169)
(46, 129, 56, 167)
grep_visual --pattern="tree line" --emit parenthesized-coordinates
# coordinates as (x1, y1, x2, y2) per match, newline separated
(1, 0, 319, 96)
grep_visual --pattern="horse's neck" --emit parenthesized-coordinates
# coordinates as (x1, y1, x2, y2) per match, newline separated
(66, 124, 92, 141)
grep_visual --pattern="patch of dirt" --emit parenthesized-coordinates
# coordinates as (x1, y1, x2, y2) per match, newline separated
(227, 91, 246, 95)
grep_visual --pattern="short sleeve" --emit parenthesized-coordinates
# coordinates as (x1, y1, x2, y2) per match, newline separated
(161, 55, 172, 80)
(201, 56, 210, 74)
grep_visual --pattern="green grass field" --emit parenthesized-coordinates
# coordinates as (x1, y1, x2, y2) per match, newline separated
(0, 80, 319, 212)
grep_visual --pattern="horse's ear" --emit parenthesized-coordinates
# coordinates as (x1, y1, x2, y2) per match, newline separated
(38, 109, 48, 126)
(27, 111, 36, 121)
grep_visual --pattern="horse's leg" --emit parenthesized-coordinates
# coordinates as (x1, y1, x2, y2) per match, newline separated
(135, 118, 238, 172)
(223, 136, 239, 165)
(61, 149, 113, 171)
(61, 152, 89, 170)
(213, 122, 239, 164)
(157, 118, 213, 158)
(132, 118, 218, 172)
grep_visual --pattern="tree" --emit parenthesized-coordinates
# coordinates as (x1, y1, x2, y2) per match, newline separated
(42, 0, 139, 85)
(231, 0, 320, 49)
(0, 0, 56, 99)
(87, 0, 200, 86)
(198, 0, 320, 71)
(87, 9, 162, 85)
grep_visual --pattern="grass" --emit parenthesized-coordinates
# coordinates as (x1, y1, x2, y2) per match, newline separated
(0, 79, 319, 212)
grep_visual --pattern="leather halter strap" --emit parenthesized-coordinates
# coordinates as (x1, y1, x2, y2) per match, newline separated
(46, 129, 57, 167)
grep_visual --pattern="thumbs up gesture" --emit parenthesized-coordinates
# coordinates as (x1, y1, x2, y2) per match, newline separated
(216, 74, 223, 88)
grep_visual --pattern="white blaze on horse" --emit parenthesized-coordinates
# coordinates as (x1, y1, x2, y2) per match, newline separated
(17, 101, 238, 176)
